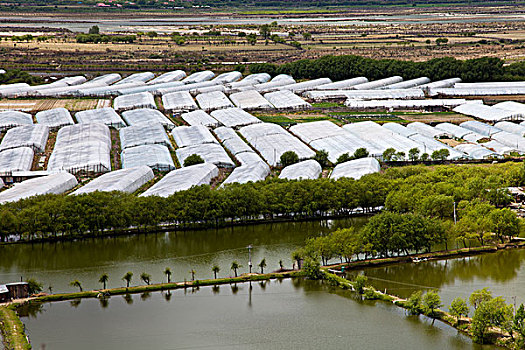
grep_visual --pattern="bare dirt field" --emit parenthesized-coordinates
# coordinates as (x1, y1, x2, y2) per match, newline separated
(0, 99, 109, 112)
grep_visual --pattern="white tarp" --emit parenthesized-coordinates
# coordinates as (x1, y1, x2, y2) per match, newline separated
(72, 166, 154, 195)
(181, 110, 220, 128)
(279, 159, 322, 180)
(114, 92, 156, 112)
(0, 125, 49, 152)
(120, 122, 172, 150)
(75, 107, 126, 129)
(121, 108, 175, 130)
(35, 108, 74, 131)
(210, 108, 261, 128)
(162, 91, 198, 112)
(121, 144, 175, 171)
(0, 172, 78, 204)
(331, 157, 381, 180)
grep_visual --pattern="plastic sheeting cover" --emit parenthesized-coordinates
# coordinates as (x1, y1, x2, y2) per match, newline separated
(494, 121, 525, 137)
(114, 92, 156, 112)
(315, 77, 368, 90)
(121, 108, 175, 130)
(454, 143, 498, 159)
(0, 147, 34, 173)
(72, 166, 154, 195)
(75, 107, 126, 129)
(279, 159, 322, 180)
(0, 111, 33, 131)
(331, 157, 380, 180)
(176, 143, 234, 168)
(459, 120, 502, 137)
(264, 90, 311, 110)
(0, 125, 49, 152)
(162, 91, 198, 112)
(141, 163, 218, 197)
(0, 172, 78, 204)
(171, 125, 218, 148)
(229, 90, 274, 110)
(182, 71, 215, 84)
(35, 108, 74, 130)
(210, 108, 261, 128)
(223, 161, 270, 185)
(181, 110, 219, 128)
(120, 122, 172, 150)
(147, 70, 186, 85)
(195, 91, 234, 112)
(352, 76, 403, 90)
(121, 144, 175, 171)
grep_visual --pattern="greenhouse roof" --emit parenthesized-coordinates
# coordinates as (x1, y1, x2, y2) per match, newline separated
(171, 125, 218, 148)
(279, 159, 322, 180)
(210, 108, 262, 128)
(72, 166, 154, 195)
(181, 110, 220, 128)
(0, 172, 78, 204)
(0, 125, 49, 153)
(113, 92, 156, 112)
(35, 108, 74, 130)
(75, 107, 126, 129)
(330, 157, 380, 180)
(0, 147, 34, 173)
(121, 144, 175, 171)
(120, 122, 172, 150)
(176, 143, 235, 168)
(121, 108, 175, 130)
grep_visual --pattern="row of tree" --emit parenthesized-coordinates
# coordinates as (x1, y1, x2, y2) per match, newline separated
(250, 55, 525, 83)
(0, 162, 522, 242)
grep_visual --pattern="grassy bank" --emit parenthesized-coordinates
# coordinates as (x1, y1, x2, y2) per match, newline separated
(0, 306, 31, 350)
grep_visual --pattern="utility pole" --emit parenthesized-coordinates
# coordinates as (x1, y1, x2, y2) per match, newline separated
(248, 245, 253, 273)
(453, 201, 457, 225)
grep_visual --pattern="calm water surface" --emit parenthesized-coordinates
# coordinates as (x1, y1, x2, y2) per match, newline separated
(20, 279, 491, 350)
(0, 218, 366, 292)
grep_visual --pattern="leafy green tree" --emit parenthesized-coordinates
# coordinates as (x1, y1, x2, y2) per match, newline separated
(449, 297, 469, 325)
(164, 267, 172, 283)
(303, 258, 322, 279)
(146, 31, 157, 38)
(26, 278, 43, 295)
(122, 272, 133, 288)
(313, 150, 330, 168)
(337, 153, 351, 164)
(259, 24, 271, 39)
(514, 304, 525, 343)
(420, 153, 430, 161)
(231, 261, 241, 277)
(140, 272, 151, 285)
(382, 148, 396, 161)
(408, 148, 420, 161)
(470, 288, 493, 310)
(212, 265, 220, 279)
(184, 154, 204, 167)
(353, 148, 369, 159)
(98, 273, 109, 289)
(406, 291, 422, 315)
(431, 149, 450, 161)
(302, 32, 312, 40)
(489, 208, 520, 243)
(472, 296, 513, 344)
(280, 151, 299, 167)
(258, 258, 267, 274)
(70, 280, 82, 292)
(88, 25, 100, 35)
(354, 275, 368, 294)
(292, 250, 302, 269)
(422, 290, 442, 318)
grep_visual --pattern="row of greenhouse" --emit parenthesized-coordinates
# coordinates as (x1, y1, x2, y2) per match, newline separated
(3, 113, 525, 203)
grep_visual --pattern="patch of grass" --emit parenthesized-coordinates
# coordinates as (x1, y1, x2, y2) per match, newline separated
(311, 102, 345, 108)
(0, 306, 31, 350)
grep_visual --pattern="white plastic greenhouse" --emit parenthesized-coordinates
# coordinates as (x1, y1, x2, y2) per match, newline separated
(147, 70, 186, 85)
(35, 108, 74, 131)
(455, 82, 525, 89)
(343, 121, 424, 159)
(382, 123, 418, 138)
(195, 91, 234, 112)
(494, 121, 525, 137)
(352, 76, 403, 90)
(182, 71, 215, 84)
(75, 108, 127, 129)
(210, 108, 262, 128)
(114, 92, 156, 112)
(212, 71, 242, 84)
(406, 122, 451, 139)
(0, 172, 78, 204)
(240, 73, 272, 85)
(454, 143, 498, 159)
(189, 84, 226, 96)
(382, 77, 431, 90)
(330, 158, 381, 180)
(171, 125, 218, 148)
(181, 110, 220, 128)
(459, 120, 502, 137)
(407, 133, 465, 159)
(494, 101, 525, 115)
(216, 127, 253, 155)
(483, 140, 517, 155)
(157, 81, 217, 96)
(120, 122, 172, 150)
(214, 126, 238, 142)
(121, 108, 175, 130)
(0, 125, 49, 152)
(264, 90, 311, 110)
(290, 120, 347, 144)
(345, 99, 466, 110)
(141, 163, 219, 197)
(434, 123, 485, 142)
(222, 161, 270, 185)
(433, 87, 525, 97)
(0, 111, 33, 131)
(48, 123, 112, 174)
(252, 75, 296, 93)
(116, 81, 184, 96)
(236, 151, 266, 166)
(121, 144, 175, 171)
(0, 147, 34, 173)
(491, 131, 525, 152)
(279, 78, 332, 93)
(453, 103, 522, 122)
(114, 72, 155, 85)
(279, 159, 322, 180)
(176, 143, 234, 168)
(419, 78, 461, 90)
(315, 77, 369, 90)
(72, 166, 154, 195)
(162, 91, 198, 113)
(303, 89, 425, 101)
(229, 90, 274, 110)
(239, 123, 315, 166)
